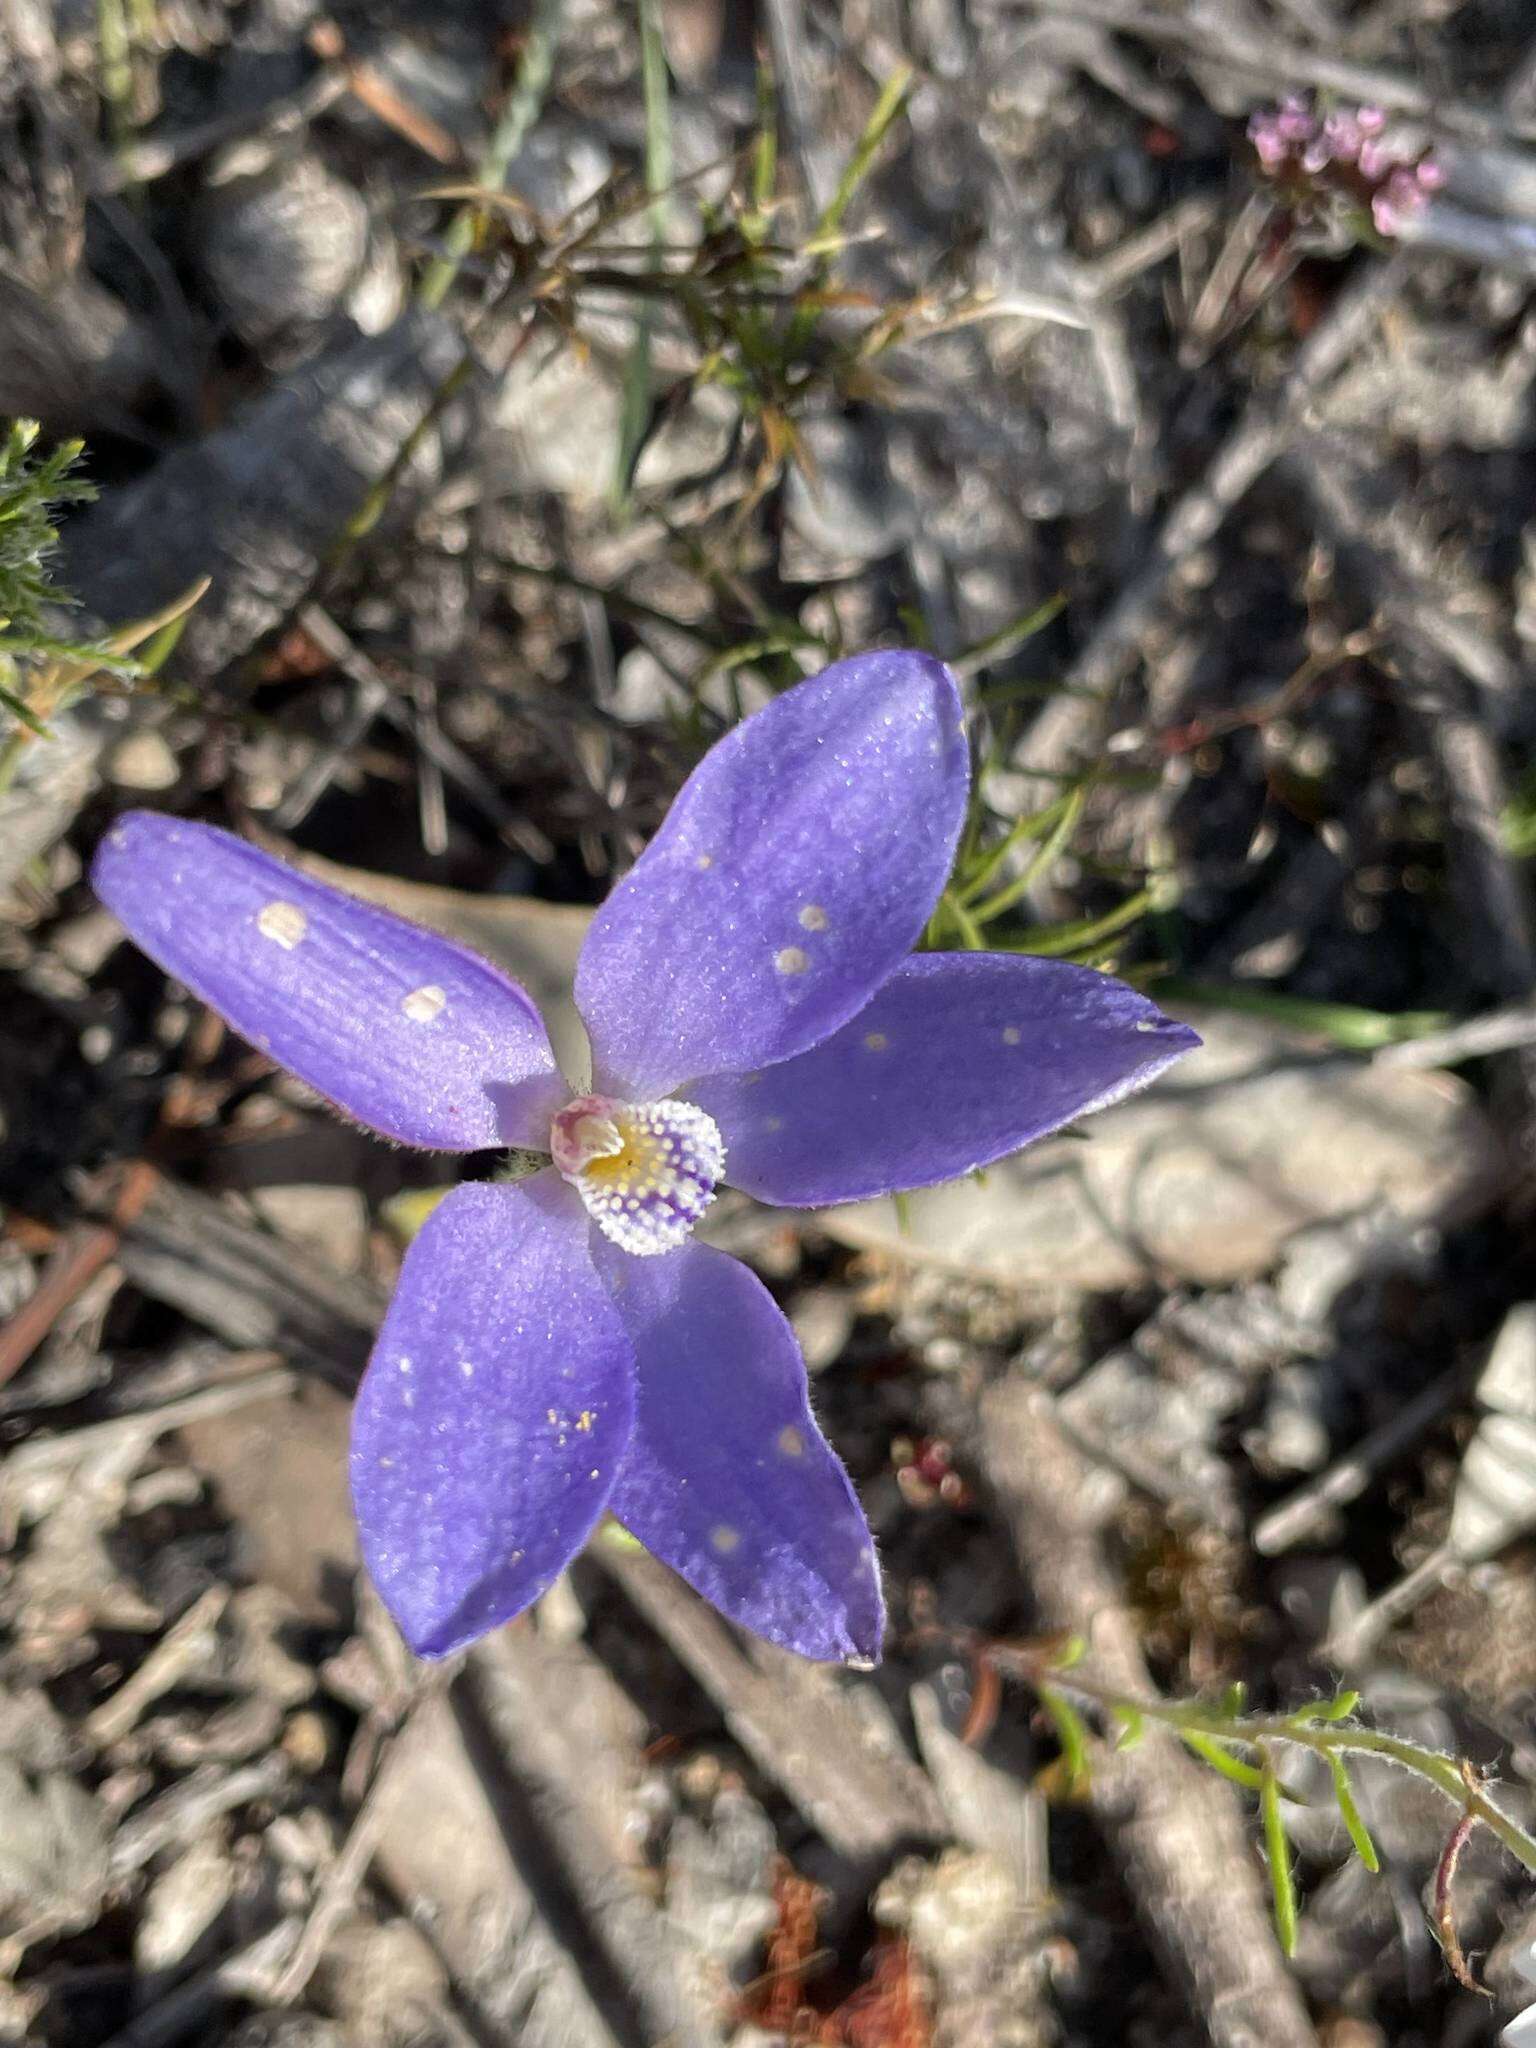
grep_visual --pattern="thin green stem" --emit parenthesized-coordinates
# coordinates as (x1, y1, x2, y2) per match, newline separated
(97, 0, 135, 161)
(967, 788, 1085, 923)
(612, 0, 673, 506)
(1034, 1661, 1536, 1877)
(417, 0, 565, 310)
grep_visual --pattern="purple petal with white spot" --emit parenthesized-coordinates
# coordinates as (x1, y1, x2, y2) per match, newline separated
(93, 812, 563, 1151)
(576, 651, 969, 1099)
(350, 1175, 635, 1658)
(598, 1239, 883, 1663)
(690, 953, 1200, 1206)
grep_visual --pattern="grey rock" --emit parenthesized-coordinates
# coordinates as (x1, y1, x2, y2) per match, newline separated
(62, 312, 468, 680)
(784, 414, 918, 566)
(250, 1184, 371, 1276)
(665, 1790, 777, 1973)
(312, 1917, 450, 2047)
(1060, 1342, 1243, 1519)
(0, 1761, 109, 1937)
(1251, 1363, 1333, 1475)
(1321, 312, 1536, 452)
(1451, 1414, 1536, 1559)
(0, 271, 159, 432)
(134, 1833, 234, 1974)
(819, 1013, 1504, 1294)
(875, 1848, 1053, 2048)
(501, 116, 614, 220)
(193, 152, 400, 359)
(1477, 1303, 1536, 1419)
(910, 1681, 1045, 1893)
(789, 1285, 855, 1374)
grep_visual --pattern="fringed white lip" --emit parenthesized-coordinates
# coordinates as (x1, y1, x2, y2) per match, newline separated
(550, 1094, 725, 1256)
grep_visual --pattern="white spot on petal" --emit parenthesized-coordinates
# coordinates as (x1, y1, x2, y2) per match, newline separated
(777, 1424, 806, 1458)
(864, 1031, 889, 1052)
(257, 900, 307, 949)
(402, 983, 447, 1024)
(695, 853, 714, 870)
(1002, 1027, 1022, 1046)
(1135, 1018, 1162, 1033)
(798, 903, 829, 932)
(710, 1524, 741, 1553)
(775, 946, 809, 976)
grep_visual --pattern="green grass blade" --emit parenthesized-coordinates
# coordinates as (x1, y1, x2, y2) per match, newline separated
(969, 787, 1086, 924)
(1004, 887, 1154, 958)
(1156, 979, 1447, 1050)
(954, 591, 1067, 680)
(612, 0, 673, 506)
(0, 678, 52, 738)
(956, 787, 1076, 908)
(417, 0, 564, 309)
(815, 67, 912, 241)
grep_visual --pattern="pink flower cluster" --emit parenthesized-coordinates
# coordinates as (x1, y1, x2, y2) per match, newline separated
(1247, 95, 1444, 238)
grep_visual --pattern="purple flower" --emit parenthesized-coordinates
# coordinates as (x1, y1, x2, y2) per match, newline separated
(1247, 110, 1293, 171)
(1372, 163, 1434, 237)
(92, 652, 1199, 1664)
(1247, 91, 1442, 244)
(1274, 95, 1317, 143)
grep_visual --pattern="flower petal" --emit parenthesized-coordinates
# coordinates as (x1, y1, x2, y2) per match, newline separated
(93, 812, 563, 1150)
(350, 1175, 635, 1658)
(576, 650, 968, 1098)
(690, 953, 1200, 1205)
(599, 1240, 883, 1663)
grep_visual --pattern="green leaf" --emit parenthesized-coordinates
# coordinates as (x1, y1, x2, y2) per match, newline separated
(1287, 1690, 1362, 1727)
(1328, 1753, 1380, 1873)
(1180, 1730, 1266, 1792)
(0, 677, 51, 738)
(1038, 1686, 1091, 1795)
(1261, 1757, 1299, 1957)
(1111, 1705, 1145, 1750)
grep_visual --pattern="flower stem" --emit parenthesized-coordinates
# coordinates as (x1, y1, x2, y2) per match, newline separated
(1006, 1653, 1536, 1877)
